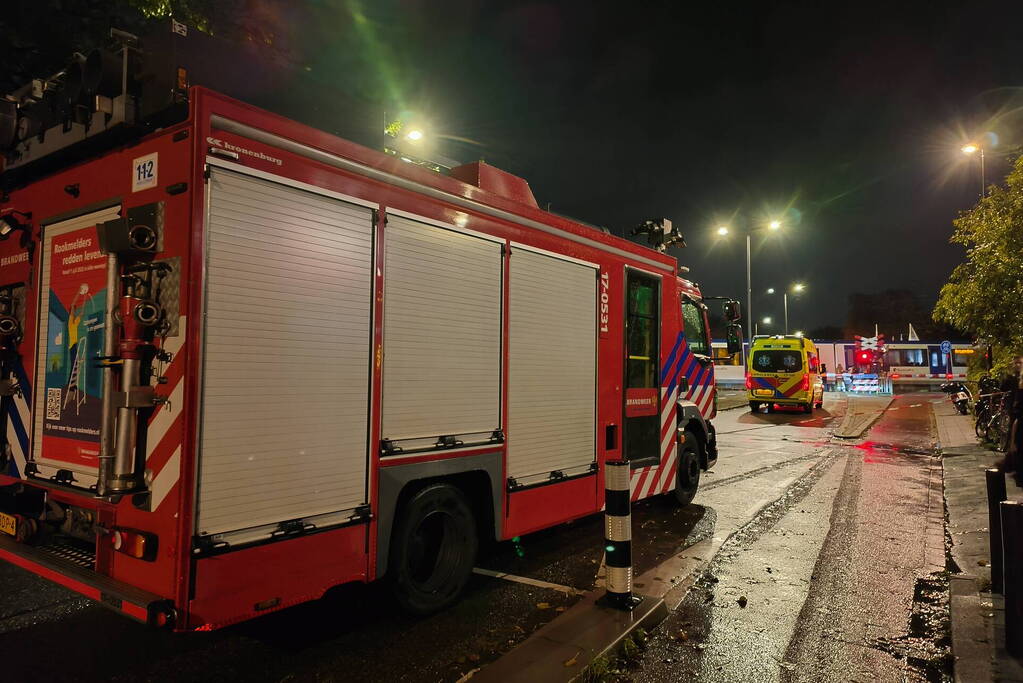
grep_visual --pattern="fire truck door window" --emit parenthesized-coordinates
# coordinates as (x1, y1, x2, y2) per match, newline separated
(624, 271, 660, 465)
(626, 277, 658, 388)
(680, 299, 709, 356)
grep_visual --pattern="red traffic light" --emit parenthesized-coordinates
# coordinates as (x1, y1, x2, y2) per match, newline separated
(857, 351, 872, 363)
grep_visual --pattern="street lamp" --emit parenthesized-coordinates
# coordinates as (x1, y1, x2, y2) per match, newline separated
(962, 142, 986, 198)
(766, 282, 807, 334)
(714, 218, 784, 344)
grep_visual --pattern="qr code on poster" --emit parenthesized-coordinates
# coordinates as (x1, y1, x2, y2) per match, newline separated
(46, 388, 61, 419)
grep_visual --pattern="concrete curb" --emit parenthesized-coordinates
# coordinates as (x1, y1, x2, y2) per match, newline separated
(472, 519, 719, 682)
(470, 591, 667, 683)
(832, 395, 894, 439)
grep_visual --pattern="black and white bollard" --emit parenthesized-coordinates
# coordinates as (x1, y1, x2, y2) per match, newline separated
(1002, 500, 1023, 656)
(988, 468, 1007, 593)
(602, 459, 641, 610)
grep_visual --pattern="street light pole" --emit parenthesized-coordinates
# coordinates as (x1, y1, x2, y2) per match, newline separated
(746, 233, 752, 343)
(784, 293, 789, 335)
(962, 143, 987, 199)
(981, 146, 987, 197)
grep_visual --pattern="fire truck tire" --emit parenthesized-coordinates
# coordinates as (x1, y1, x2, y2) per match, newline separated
(388, 483, 478, 615)
(748, 402, 761, 412)
(802, 402, 813, 414)
(674, 428, 702, 506)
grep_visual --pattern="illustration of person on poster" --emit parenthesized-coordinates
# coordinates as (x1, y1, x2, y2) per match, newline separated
(62, 283, 93, 414)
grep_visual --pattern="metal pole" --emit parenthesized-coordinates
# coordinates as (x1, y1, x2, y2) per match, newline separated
(746, 233, 752, 344)
(1003, 500, 1023, 655)
(784, 293, 789, 335)
(988, 468, 1007, 593)
(980, 147, 986, 198)
(96, 253, 119, 497)
(602, 459, 639, 610)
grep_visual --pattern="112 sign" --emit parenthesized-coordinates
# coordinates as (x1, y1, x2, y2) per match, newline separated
(132, 153, 158, 192)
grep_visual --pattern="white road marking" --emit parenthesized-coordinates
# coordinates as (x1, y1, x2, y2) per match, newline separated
(471, 568, 587, 596)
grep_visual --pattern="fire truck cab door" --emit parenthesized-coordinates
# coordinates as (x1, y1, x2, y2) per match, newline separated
(623, 270, 661, 466)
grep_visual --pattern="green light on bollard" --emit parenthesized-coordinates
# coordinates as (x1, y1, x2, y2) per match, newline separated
(605, 544, 616, 553)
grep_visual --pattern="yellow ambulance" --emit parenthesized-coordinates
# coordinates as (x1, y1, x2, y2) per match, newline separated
(746, 335, 825, 413)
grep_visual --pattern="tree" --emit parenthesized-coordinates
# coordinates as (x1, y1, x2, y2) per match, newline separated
(934, 155, 1023, 376)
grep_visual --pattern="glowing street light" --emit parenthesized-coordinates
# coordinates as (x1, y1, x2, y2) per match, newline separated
(766, 282, 808, 334)
(405, 129, 424, 141)
(714, 217, 785, 344)
(762, 316, 772, 324)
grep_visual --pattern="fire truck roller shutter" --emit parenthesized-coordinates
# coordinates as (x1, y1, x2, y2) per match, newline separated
(197, 168, 373, 539)
(381, 215, 502, 443)
(507, 246, 597, 483)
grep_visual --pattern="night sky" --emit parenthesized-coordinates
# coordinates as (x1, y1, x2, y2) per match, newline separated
(297, 0, 1022, 333)
(7, 0, 1023, 333)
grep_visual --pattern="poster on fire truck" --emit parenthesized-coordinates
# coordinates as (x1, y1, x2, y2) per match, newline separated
(40, 225, 107, 467)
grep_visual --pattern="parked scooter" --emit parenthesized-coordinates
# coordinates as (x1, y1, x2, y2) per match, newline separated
(940, 381, 972, 415)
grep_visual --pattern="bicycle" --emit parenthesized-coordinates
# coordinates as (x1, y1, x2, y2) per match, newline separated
(978, 390, 1013, 451)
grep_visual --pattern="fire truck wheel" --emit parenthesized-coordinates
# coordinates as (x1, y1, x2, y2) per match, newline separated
(802, 402, 813, 414)
(748, 402, 761, 412)
(389, 483, 478, 615)
(674, 428, 702, 506)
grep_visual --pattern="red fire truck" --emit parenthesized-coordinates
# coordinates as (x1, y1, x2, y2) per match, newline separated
(0, 23, 740, 630)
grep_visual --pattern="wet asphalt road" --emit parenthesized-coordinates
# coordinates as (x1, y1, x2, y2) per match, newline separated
(634, 393, 951, 682)
(0, 393, 949, 682)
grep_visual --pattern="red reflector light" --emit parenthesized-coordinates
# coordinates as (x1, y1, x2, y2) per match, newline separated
(109, 528, 155, 560)
(745, 374, 753, 390)
(946, 374, 953, 379)
(891, 373, 900, 379)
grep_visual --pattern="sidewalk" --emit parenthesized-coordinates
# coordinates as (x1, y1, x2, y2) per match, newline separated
(938, 400, 1023, 682)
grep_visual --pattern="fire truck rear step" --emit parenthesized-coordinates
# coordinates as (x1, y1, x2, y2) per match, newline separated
(0, 533, 169, 625)
(33, 536, 96, 569)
